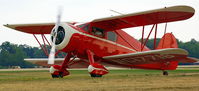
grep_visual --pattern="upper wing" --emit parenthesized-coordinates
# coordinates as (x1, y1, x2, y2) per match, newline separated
(4, 23, 55, 34)
(103, 48, 198, 65)
(4, 22, 78, 34)
(91, 5, 195, 31)
(4, 6, 194, 33)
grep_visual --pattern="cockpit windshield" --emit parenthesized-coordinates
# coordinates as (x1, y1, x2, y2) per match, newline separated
(77, 24, 90, 32)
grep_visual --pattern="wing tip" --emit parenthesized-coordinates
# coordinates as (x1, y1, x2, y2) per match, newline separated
(3, 24, 15, 29)
(168, 5, 195, 13)
(179, 57, 199, 63)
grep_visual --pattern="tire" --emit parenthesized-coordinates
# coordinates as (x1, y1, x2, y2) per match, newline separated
(163, 71, 169, 76)
(51, 74, 60, 78)
(90, 74, 102, 77)
(59, 72, 64, 78)
(51, 73, 63, 78)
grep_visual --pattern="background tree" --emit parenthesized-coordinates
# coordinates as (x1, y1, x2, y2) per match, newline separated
(0, 42, 34, 68)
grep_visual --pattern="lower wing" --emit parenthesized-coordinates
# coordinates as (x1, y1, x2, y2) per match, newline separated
(103, 48, 198, 65)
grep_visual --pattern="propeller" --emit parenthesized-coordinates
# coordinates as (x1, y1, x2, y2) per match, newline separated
(48, 8, 62, 64)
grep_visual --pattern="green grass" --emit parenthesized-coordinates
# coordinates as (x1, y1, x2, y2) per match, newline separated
(0, 68, 199, 91)
(0, 69, 198, 81)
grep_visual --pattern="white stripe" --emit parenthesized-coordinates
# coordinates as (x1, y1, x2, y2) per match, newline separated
(58, 24, 136, 52)
(78, 31, 136, 52)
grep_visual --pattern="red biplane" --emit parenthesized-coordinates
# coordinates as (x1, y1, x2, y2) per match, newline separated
(4, 5, 198, 78)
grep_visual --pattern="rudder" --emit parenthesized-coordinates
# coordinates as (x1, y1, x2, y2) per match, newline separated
(156, 33, 178, 49)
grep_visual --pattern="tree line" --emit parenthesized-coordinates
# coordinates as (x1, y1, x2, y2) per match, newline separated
(0, 39, 199, 68)
(145, 38, 199, 59)
(0, 42, 46, 68)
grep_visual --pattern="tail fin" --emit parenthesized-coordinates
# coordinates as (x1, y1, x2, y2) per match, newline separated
(156, 33, 178, 49)
(157, 33, 178, 70)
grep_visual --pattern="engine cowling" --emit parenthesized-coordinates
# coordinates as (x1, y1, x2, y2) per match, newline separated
(50, 23, 78, 50)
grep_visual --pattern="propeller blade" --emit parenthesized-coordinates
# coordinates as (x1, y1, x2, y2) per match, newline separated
(48, 44, 55, 64)
(48, 7, 62, 64)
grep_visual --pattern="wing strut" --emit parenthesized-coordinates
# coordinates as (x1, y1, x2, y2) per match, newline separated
(140, 22, 170, 51)
(141, 26, 145, 47)
(141, 24, 155, 51)
(164, 22, 168, 34)
(33, 34, 49, 56)
(154, 24, 158, 49)
(32, 34, 64, 57)
(161, 22, 168, 48)
(140, 23, 159, 51)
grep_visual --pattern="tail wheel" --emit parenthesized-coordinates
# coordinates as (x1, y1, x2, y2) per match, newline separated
(163, 71, 169, 76)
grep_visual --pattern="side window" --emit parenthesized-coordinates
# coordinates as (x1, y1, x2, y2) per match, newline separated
(77, 24, 85, 28)
(92, 27, 105, 37)
(82, 24, 89, 32)
(107, 31, 117, 42)
(77, 24, 90, 32)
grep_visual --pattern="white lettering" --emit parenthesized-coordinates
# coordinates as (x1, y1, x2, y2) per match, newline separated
(110, 54, 176, 65)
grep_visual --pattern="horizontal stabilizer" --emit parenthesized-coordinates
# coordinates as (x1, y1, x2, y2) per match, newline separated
(25, 58, 64, 65)
(25, 58, 90, 68)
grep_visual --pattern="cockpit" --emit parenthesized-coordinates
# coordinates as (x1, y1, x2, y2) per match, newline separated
(77, 23, 105, 38)
(77, 23, 117, 42)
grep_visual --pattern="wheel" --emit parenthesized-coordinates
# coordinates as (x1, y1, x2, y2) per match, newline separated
(90, 74, 102, 77)
(51, 72, 64, 78)
(163, 71, 168, 76)
(58, 72, 64, 78)
(51, 74, 60, 78)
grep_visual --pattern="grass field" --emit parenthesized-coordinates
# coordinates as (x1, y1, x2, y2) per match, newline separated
(0, 68, 199, 91)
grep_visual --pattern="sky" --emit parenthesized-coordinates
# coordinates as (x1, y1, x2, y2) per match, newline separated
(0, 0, 198, 47)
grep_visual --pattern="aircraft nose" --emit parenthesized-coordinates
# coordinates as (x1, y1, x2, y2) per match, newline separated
(51, 26, 65, 45)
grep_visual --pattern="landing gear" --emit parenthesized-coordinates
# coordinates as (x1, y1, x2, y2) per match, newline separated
(49, 52, 73, 78)
(88, 64, 108, 77)
(50, 65, 70, 78)
(163, 70, 168, 76)
(87, 50, 109, 78)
